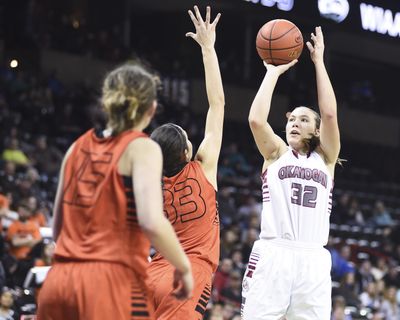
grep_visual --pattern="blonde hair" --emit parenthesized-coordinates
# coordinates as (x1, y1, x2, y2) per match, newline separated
(102, 63, 160, 135)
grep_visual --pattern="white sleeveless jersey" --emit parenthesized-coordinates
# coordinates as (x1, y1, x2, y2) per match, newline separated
(260, 148, 334, 245)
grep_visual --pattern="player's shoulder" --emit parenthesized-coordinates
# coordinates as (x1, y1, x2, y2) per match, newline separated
(126, 136, 159, 151)
(125, 137, 162, 160)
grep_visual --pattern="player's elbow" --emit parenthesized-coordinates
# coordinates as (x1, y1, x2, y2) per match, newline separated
(248, 116, 263, 129)
(138, 213, 165, 238)
(138, 218, 159, 236)
(217, 95, 225, 107)
(210, 96, 225, 110)
(321, 111, 337, 123)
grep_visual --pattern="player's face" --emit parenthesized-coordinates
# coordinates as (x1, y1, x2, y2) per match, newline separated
(285, 107, 319, 151)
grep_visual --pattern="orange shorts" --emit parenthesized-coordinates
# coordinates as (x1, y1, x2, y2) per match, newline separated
(36, 261, 154, 320)
(147, 259, 213, 320)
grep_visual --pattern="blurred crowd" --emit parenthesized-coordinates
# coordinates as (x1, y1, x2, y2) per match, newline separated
(0, 64, 400, 320)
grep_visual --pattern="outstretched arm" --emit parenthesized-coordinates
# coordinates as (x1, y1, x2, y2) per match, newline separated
(186, 6, 224, 190)
(248, 60, 297, 165)
(307, 26, 340, 165)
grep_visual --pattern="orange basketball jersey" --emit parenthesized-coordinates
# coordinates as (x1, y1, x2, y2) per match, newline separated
(54, 129, 150, 277)
(151, 161, 220, 271)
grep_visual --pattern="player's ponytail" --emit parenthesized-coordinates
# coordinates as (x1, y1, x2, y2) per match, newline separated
(102, 63, 160, 135)
(301, 107, 321, 154)
(302, 107, 345, 166)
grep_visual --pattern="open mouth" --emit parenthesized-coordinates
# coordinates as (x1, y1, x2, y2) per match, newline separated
(289, 130, 300, 135)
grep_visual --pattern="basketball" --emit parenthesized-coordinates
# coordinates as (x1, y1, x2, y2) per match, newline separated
(256, 19, 303, 65)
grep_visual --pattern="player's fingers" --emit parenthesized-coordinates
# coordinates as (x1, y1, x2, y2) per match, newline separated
(306, 41, 314, 52)
(205, 6, 211, 24)
(316, 26, 324, 40)
(185, 32, 196, 38)
(194, 6, 204, 25)
(172, 287, 186, 300)
(211, 13, 221, 28)
(188, 10, 199, 27)
(310, 32, 317, 44)
(288, 59, 298, 67)
(173, 277, 179, 290)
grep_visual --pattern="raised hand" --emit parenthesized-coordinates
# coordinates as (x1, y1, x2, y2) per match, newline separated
(186, 5, 221, 49)
(263, 59, 298, 76)
(306, 26, 325, 64)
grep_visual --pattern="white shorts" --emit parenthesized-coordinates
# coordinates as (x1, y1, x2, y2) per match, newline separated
(241, 238, 332, 320)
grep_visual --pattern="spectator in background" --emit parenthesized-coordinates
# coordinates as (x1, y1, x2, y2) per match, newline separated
(240, 227, 259, 264)
(12, 177, 36, 208)
(205, 302, 224, 320)
(212, 258, 233, 302)
(331, 295, 352, 320)
(28, 135, 63, 176)
(221, 302, 236, 320)
(219, 270, 242, 308)
(6, 200, 42, 261)
(0, 288, 19, 320)
(379, 285, 400, 320)
(331, 192, 351, 225)
(34, 242, 54, 268)
(0, 162, 18, 194)
(382, 263, 400, 289)
(0, 195, 19, 235)
(217, 157, 236, 186)
(347, 197, 365, 226)
(33, 241, 55, 302)
(220, 228, 239, 260)
(229, 248, 246, 275)
(26, 196, 48, 228)
(217, 187, 237, 226)
(359, 281, 380, 311)
(2, 127, 30, 154)
(371, 257, 388, 281)
(222, 143, 252, 176)
(356, 259, 375, 293)
(369, 200, 395, 228)
(246, 212, 261, 230)
(237, 195, 261, 220)
(327, 241, 355, 282)
(1, 139, 30, 168)
(375, 279, 386, 303)
(332, 272, 361, 308)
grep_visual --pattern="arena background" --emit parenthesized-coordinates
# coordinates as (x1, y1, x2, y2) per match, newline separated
(1, 0, 400, 319)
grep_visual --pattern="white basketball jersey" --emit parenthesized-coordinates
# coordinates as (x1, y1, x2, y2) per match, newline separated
(260, 148, 333, 245)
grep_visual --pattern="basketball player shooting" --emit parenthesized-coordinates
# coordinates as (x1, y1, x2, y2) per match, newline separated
(242, 26, 340, 320)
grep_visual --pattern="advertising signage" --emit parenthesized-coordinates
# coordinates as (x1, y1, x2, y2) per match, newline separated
(242, 0, 400, 40)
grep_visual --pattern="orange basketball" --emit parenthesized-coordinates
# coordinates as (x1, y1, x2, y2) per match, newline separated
(256, 19, 303, 65)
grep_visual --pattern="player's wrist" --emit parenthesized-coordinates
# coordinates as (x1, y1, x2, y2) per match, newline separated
(178, 257, 191, 274)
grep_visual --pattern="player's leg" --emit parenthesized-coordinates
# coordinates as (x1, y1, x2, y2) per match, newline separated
(241, 240, 292, 320)
(36, 263, 79, 320)
(148, 260, 212, 320)
(286, 248, 332, 320)
(78, 262, 154, 320)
